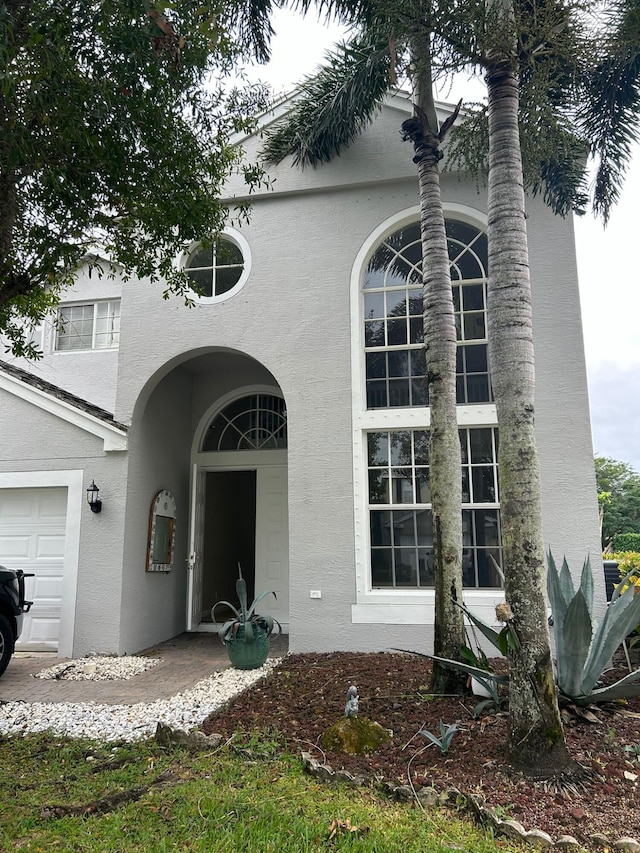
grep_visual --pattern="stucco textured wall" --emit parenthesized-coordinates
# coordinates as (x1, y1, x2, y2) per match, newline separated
(111, 133, 600, 654)
(118, 367, 194, 654)
(3, 264, 121, 413)
(0, 390, 128, 655)
(0, 96, 603, 656)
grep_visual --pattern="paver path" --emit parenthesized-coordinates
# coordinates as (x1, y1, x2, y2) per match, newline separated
(0, 633, 288, 705)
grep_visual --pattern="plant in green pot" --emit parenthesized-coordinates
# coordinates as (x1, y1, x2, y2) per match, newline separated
(212, 565, 281, 670)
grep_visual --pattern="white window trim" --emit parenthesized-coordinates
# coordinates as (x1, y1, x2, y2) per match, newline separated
(350, 204, 505, 624)
(182, 227, 251, 305)
(54, 300, 120, 353)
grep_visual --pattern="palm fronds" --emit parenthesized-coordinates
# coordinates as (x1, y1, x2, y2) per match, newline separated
(260, 27, 394, 166)
(580, 0, 640, 222)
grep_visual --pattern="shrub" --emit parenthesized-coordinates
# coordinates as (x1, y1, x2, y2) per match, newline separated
(613, 533, 640, 552)
(606, 552, 640, 593)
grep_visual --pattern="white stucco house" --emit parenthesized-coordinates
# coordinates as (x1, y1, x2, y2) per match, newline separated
(0, 92, 603, 658)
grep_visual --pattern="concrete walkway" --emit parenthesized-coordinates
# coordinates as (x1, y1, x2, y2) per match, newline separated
(0, 633, 288, 706)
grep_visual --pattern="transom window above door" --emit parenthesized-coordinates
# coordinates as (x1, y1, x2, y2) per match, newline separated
(184, 230, 250, 303)
(363, 219, 491, 409)
(202, 394, 287, 451)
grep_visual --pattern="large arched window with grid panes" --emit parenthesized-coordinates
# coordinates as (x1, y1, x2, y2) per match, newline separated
(363, 220, 491, 409)
(360, 217, 502, 591)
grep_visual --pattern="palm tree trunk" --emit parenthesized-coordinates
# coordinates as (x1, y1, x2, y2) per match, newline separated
(405, 39, 465, 693)
(485, 53, 572, 774)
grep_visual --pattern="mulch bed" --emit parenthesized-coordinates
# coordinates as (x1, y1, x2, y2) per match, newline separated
(202, 650, 640, 846)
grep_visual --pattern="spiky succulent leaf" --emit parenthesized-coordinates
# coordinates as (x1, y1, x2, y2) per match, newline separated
(453, 599, 504, 652)
(547, 553, 640, 702)
(470, 673, 501, 703)
(235, 576, 249, 621)
(420, 722, 458, 754)
(258, 614, 274, 632)
(459, 645, 491, 670)
(243, 619, 254, 643)
(439, 722, 458, 750)
(581, 583, 640, 694)
(557, 590, 592, 699)
(431, 656, 508, 685)
(247, 589, 277, 620)
(420, 728, 447, 751)
(547, 551, 572, 671)
(611, 566, 638, 604)
(586, 668, 640, 704)
(253, 613, 282, 637)
(219, 619, 240, 642)
(579, 555, 595, 619)
(473, 697, 501, 717)
(559, 556, 576, 605)
(211, 601, 242, 624)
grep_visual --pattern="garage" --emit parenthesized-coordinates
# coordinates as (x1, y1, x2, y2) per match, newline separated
(0, 487, 68, 651)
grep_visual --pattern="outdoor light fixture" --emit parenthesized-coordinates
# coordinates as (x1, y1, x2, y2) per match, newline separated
(86, 480, 102, 513)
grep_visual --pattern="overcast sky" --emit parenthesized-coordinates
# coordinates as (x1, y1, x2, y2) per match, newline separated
(243, 10, 640, 473)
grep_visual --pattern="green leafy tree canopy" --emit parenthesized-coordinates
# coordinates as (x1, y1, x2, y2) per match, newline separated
(0, 0, 271, 356)
(595, 455, 640, 547)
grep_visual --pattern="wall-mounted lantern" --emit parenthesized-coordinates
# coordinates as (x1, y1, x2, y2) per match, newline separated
(86, 480, 102, 513)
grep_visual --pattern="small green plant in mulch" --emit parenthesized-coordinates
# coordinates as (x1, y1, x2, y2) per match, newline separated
(0, 732, 526, 852)
(419, 721, 458, 755)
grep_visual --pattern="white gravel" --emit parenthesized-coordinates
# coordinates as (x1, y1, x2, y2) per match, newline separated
(0, 658, 280, 742)
(35, 655, 161, 681)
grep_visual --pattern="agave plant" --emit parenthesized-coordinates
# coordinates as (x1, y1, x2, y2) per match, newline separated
(432, 552, 640, 707)
(212, 564, 281, 659)
(547, 552, 640, 706)
(420, 721, 459, 755)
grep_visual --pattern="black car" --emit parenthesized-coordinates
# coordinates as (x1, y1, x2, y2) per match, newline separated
(0, 566, 33, 677)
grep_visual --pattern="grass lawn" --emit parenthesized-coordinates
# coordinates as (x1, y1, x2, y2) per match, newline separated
(0, 733, 523, 852)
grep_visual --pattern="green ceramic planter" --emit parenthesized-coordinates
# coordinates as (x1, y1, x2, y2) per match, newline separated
(224, 624, 270, 670)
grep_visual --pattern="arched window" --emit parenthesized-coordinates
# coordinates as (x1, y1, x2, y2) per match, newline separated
(354, 212, 502, 592)
(363, 219, 490, 409)
(202, 394, 287, 451)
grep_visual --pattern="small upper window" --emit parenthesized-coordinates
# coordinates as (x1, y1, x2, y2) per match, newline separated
(55, 300, 120, 351)
(184, 231, 250, 302)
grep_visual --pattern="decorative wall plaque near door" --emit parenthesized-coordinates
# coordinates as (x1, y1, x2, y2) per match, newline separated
(147, 490, 176, 572)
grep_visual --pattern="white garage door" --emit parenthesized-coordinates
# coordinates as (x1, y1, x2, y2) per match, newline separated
(0, 487, 68, 651)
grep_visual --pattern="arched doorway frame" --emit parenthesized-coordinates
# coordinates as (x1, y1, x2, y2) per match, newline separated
(187, 384, 289, 632)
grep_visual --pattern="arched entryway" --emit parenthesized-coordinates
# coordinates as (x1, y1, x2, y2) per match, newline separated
(187, 389, 289, 633)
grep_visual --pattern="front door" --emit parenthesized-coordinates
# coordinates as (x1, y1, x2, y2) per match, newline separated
(187, 460, 289, 631)
(254, 465, 289, 628)
(187, 466, 206, 631)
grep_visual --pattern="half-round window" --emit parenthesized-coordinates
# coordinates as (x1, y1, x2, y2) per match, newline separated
(202, 394, 287, 451)
(363, 219, 490, 409)
(184, 230, 250, 303)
